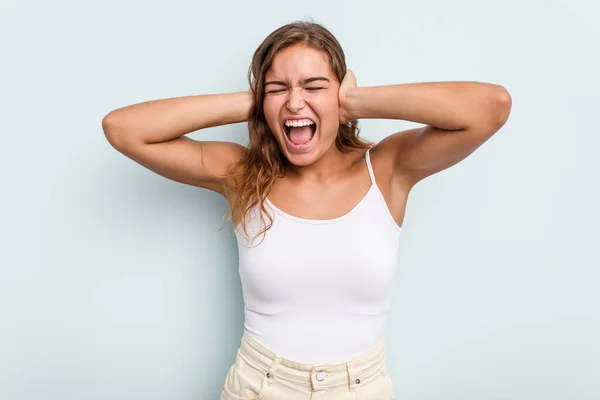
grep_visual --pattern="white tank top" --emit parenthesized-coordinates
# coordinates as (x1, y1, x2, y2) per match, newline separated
(235, 149, 402, 364)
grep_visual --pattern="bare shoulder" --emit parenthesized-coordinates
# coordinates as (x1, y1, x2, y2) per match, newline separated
(369, 129, 419, 190)
(367, 134, 418, 228)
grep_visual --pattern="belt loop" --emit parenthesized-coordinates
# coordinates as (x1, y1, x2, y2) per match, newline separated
(346, 361, 356, 392)
(265, 354, 282, 386)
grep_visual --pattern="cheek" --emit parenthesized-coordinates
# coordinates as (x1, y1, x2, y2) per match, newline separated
(320, 91, 339, 111)
(262, 101, 274, 120)
(317, 97, 340, 127)
(262, 102, 281, 134)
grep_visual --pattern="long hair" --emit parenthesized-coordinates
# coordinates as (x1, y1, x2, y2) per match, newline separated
(222, 20, 373, 243)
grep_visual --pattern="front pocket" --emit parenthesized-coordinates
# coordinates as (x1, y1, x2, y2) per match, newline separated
(221, 387, 267, 400)
(354, 366, 394, 400)
(221, 354, 269, 400)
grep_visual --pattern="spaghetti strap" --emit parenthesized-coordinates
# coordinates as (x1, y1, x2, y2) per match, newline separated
(365, 148, 376, 186)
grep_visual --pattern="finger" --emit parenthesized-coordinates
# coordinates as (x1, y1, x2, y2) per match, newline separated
(346, 69, 357, 86)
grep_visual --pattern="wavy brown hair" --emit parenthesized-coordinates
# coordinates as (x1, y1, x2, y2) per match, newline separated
(222, 20, 373, 244)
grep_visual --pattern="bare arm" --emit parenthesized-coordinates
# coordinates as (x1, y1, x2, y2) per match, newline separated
(341, 80, 511, 187)
(102, 91, 252, 195)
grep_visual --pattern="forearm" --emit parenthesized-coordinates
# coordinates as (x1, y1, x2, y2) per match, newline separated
(344, 81, 510, 131)
(102, 91, 252, 144)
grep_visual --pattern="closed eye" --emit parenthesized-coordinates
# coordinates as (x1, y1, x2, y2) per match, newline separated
(266, 87, 325, 94)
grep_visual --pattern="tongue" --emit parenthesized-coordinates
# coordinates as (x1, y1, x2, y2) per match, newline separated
(288, 126, 313, 145)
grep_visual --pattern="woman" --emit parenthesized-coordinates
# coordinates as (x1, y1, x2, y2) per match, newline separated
(103, 20, 511, 400)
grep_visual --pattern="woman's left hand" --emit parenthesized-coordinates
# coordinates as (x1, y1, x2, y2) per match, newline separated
(339, 69, 357, 125)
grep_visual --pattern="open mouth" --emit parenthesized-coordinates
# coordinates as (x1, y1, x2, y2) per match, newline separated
(283, 122, 317, 149)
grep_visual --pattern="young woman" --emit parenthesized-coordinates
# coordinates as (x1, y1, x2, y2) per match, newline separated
(103, 21, 511, 400)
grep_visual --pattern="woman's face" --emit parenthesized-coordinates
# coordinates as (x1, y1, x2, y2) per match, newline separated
(263, 45, 340, 166)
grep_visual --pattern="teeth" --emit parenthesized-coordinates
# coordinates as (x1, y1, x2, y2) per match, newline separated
(284, 119, 315, 127)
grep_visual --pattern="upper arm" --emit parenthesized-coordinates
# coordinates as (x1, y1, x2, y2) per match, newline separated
(375, 125, 497, 187)
(104, 129, 246, 196)
(374, 103, 511, 187)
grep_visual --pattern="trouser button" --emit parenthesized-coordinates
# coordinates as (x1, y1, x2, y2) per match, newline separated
(316, 371, 327, 381)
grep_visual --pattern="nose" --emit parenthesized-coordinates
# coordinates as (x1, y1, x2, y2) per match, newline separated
(286, 88, 305, 112)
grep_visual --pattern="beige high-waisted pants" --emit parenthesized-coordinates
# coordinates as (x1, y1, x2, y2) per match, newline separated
(220, 329, 395, 400)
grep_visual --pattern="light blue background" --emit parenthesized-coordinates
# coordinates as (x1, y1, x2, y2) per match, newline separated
(1, 0, 598, 399)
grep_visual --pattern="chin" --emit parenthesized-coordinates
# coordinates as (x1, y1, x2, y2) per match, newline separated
(284, 152, 318, 167)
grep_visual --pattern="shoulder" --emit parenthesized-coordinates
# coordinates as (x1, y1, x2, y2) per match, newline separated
(369, 128, 419, 167)
(368, 130, 419, 189)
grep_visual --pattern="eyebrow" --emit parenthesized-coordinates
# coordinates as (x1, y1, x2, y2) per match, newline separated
(264, 77, 331, 87)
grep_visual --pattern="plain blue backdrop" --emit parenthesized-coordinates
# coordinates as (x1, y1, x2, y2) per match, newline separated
(1, 0, 598, 399)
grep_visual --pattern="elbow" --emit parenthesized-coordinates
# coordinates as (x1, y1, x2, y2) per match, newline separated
(102, 113, 126, 148)
(496, 85, 512, 112)
(489, 85, 512, 131)
(470, 86, 512, 133)
(102, 112, 120, 134)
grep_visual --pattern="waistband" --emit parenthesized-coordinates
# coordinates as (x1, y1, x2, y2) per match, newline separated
(237, 329, 387, 391)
